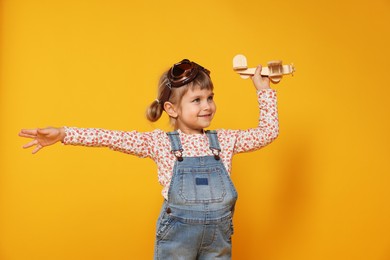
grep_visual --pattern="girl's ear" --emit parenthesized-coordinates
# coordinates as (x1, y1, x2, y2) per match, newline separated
(163, 102, 178, 118)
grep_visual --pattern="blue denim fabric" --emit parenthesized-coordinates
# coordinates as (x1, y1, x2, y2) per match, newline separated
(154, 131, 238, 260)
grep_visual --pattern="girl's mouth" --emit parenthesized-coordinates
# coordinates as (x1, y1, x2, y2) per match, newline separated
(198, 114, 212, 117)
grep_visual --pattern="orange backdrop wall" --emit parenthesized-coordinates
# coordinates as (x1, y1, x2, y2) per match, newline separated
(1, 0, 389, 259)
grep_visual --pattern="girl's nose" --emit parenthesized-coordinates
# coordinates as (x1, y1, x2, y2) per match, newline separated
(202, 101, 211, 110)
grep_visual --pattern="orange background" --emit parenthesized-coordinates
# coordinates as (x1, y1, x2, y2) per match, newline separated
(1, 0, 390, 259)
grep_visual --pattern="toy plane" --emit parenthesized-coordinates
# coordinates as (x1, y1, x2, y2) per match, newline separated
(233, 54, 295, 83)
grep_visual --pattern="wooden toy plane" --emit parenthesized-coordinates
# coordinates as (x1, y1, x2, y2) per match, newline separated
(233, 54, 295, 83)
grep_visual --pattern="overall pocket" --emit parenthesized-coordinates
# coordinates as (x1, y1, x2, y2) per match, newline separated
(178, 167, 227, 203)
(220, 216, 234, 243)
(156, 212, 177, 241)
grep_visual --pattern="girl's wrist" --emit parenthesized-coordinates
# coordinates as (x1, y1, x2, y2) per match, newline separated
(256, 86, 271, 91)
(59, 127, 66, 142)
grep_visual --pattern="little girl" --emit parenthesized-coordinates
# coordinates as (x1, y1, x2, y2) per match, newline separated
(19, 59, 279, 259)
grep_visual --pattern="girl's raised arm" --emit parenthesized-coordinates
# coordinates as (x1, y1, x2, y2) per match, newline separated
(19, 127, 65, 154)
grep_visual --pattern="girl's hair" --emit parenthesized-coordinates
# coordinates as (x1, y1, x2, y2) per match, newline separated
(146, 69, 213, 127)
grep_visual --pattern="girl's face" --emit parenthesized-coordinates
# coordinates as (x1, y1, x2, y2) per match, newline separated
(176, 87, 216, 134)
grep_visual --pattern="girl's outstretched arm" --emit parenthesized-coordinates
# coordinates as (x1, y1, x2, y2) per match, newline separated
(19, 127, 65, 154)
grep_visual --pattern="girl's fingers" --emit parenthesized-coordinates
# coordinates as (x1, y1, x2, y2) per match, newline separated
(251, 65, 271, 90)
(22, 139, 44, 154)
(22, 139, 38, 149)
(19, 128, 48, 153)
(19, 129, 38, 139)
(32, 145, 42, 154)
(254, 65, 262, 75)
(18, 132, 37, 138)
(20, 129, 38, 135)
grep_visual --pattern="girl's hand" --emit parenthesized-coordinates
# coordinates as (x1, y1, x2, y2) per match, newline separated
(251, 65, 271, 90)
(19, 127, 65, 154)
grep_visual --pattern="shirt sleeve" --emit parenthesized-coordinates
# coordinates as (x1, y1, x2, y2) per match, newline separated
(63, 127, 163, 158)
(220, 89, 279, 155)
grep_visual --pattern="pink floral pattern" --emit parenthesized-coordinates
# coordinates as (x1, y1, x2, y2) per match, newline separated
(63, 89, 279, 199)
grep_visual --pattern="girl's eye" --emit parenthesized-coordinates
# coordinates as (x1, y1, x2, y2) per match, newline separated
(208, 96, 214, 101)
(192, 98, 200, 103)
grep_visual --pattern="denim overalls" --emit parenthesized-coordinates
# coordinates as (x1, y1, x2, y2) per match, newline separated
(154, 130, 238, 260)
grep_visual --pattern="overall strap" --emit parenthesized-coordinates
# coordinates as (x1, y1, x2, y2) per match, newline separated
(205, 130, 221, 160)
(167, 131, 183, 161)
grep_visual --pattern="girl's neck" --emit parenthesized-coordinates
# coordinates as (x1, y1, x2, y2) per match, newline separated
(177, 128, 205, 135)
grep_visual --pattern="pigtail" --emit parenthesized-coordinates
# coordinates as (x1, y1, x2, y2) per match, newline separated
(146, 72, 169, 123)
(146, 99, 163, 122)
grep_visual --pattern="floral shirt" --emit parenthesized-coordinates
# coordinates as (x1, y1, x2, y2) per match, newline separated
(63, 89, 279, 199)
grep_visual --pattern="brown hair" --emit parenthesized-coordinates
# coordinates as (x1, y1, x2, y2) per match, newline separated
(146, 69, 213, 128)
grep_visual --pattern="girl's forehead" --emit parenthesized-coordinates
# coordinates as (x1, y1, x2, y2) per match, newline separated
(185, 87, 214, 96)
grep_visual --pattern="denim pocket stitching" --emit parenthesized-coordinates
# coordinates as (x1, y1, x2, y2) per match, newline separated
(156, 213, 177, 241)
